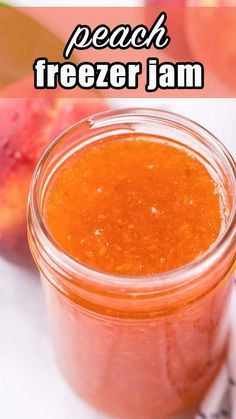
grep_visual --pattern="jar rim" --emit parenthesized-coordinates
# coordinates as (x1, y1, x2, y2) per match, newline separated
(28, 107, 236, 293)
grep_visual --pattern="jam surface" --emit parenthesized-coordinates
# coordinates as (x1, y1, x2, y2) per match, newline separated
(40, 133, 233, 418)
(43, 134, 223, 276)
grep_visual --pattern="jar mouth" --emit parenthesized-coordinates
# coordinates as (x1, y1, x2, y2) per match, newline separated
(28, 108, 236, 291)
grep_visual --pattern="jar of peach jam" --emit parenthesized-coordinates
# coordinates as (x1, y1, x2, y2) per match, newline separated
(28, 109, 236, 418)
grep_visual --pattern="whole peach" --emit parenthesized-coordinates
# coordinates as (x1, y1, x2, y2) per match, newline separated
(185, 3, 236, 94)
(145, 0, 192, 61)
(0, 95, 109, 266)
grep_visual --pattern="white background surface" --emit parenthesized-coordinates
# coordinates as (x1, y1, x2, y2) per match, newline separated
(0, 98, 235, 419)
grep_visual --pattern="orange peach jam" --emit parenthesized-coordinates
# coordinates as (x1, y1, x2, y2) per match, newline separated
(43, 134, 224, 275)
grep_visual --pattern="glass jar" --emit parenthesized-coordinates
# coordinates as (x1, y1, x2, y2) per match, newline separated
(28, 109, 236, 418)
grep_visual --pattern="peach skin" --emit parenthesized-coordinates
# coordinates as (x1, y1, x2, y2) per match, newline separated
(0, 95, 109, 266)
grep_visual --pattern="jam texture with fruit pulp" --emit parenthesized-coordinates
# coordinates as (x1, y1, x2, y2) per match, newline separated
(33, 132, 234, 418)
